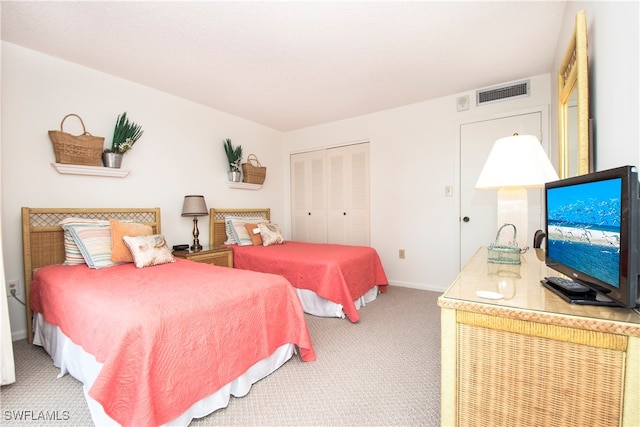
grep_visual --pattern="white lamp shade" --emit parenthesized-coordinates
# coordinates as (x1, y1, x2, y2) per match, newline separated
(181, 195, 208, 217)
(475, 134, 559, 189)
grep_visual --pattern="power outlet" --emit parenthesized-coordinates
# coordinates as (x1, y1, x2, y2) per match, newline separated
(399, 249, 406, 259)
(6, 280, 20, 297)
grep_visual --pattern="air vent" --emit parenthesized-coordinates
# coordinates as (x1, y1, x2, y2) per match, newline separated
(476, 80, 530, 105)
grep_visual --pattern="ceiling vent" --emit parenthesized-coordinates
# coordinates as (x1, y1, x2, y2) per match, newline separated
(476, 80, 530, 106)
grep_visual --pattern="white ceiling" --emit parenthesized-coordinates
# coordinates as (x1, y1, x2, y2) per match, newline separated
(1, 1, 567, 131)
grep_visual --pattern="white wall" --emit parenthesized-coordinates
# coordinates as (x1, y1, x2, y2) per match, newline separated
(0, 40, 17, 384)
(1, 42, 286, 339)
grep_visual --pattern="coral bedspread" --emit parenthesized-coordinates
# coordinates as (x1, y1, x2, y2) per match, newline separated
(232, 241, 389, 322)
(30, 259, 315, 427)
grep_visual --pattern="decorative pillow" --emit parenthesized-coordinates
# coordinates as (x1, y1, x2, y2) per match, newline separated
(230, 218, 269, 246)
(224, 216, 267, 244)
(244, 223, 263, 246)
(110, 219, 153, 263)
(258, 223, 285, 246)
(123, 234, 175, 268)
(66, 225, 117, 269)
(59, 218, 110, 265)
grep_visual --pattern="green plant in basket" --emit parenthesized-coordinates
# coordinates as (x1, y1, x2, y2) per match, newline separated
(106, 112, 144, 154)
(223, 138, 243, 172)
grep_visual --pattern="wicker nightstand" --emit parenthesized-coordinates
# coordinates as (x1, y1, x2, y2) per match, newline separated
(172, 246, 233, 268)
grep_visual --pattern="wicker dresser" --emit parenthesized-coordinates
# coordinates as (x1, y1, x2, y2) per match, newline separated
(439, 248, 640, 427)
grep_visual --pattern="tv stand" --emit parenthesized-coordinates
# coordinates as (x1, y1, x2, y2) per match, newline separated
(541, 279, 621, 307)
(439, 247, 640, 426)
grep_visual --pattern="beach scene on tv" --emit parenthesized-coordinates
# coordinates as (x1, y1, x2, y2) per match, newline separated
(547, 178, 621, 287)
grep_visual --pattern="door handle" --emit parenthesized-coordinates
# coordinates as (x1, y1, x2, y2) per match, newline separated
(462, 216, 470, 223)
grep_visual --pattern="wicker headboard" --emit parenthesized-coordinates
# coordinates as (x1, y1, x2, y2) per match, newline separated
(209, 208, 271, 248)
(21, 207, 161, 342)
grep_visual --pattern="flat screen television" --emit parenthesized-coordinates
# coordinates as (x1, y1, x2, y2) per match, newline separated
(544, 165, 640, 308)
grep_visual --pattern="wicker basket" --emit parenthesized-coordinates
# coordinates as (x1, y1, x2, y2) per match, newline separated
(241, 154, 267, 184)
(487, 223, 527, 265)
(48, 114, 104, 166)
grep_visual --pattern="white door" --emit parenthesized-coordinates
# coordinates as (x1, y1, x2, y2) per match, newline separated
(327, 143, 370, 245)
(460, 111, 545, 267)
(291, 150, 327, 243)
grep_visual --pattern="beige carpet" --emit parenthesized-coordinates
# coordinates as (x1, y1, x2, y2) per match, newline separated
(1, 286, 441, 426)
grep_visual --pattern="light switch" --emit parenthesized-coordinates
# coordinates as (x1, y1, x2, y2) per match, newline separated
(445, 186, 453, 197)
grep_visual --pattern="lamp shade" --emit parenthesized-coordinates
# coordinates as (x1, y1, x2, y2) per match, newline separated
(475, 134, 559, 189)
(181, 195, 208, 217)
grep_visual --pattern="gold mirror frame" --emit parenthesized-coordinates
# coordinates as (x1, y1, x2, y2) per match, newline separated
(558, 10, 590, 178)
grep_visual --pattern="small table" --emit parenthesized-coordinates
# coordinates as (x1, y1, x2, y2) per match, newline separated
(172, 246, 233, 268)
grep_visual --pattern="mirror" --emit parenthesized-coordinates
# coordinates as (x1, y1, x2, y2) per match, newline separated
(558, 10, 591, 178)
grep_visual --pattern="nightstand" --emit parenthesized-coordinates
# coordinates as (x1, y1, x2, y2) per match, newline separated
(172, 246, 233, 268)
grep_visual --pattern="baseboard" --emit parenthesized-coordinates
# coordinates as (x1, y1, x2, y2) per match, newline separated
(388, 281, 446, 293)
(11, 329, 27, 342)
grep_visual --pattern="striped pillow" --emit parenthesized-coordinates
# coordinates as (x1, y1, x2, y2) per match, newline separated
(230, 218, 269, 246)
(224, 216, 267, 244)
(59, 218, 110, 265)
(66, 224, 117, 269)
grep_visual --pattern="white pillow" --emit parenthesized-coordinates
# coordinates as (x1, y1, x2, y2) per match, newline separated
(258, 223, 285, 246)
(123, 234, 175, 268)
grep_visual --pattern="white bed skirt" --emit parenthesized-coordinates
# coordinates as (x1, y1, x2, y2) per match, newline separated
(33, 314, 295, 426)
(295, 285, 379, 318)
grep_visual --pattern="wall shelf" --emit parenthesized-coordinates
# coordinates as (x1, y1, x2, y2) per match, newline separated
(226, 181, 262, 190)
(51, 163, 130, 178)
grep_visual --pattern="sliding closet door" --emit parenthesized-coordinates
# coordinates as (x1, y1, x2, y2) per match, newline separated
(327, 143, 370, 245)
(291, 150, 327, 243)
(292, 143, 370, 245)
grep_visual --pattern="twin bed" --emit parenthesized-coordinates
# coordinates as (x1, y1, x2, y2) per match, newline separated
(209, 208, 388, 322)
(22, 207, 315, 426)
(22, 206, 388, 426)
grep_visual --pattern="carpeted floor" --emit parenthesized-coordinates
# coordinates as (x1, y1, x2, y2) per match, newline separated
(1, 286, 442, 426)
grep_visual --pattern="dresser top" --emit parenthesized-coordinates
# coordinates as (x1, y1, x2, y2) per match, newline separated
(440, 248, 640, 329)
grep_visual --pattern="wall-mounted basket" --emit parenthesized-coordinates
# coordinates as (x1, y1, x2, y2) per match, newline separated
(241, 154, 266, 184)
(48, 114, 104, 166)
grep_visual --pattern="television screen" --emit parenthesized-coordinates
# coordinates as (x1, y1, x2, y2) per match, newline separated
(544, 165, 639, 308)
(546, 178, 621, 288)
